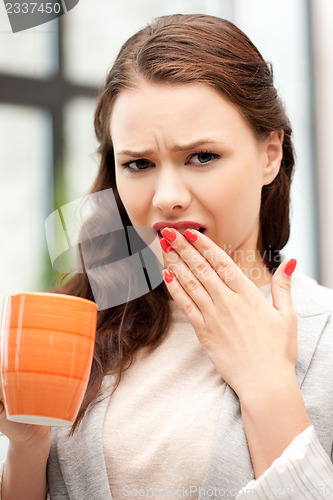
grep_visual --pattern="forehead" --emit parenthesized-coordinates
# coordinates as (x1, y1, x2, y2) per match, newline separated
(109, 81, 252, 147)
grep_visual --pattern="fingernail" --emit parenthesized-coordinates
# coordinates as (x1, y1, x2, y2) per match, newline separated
(162, 269, 173, 283)
(183, 229, 198, 242)
(160, 238, 173, 253)
(161, 227, 177, 242)
(284, 258, 297, 276)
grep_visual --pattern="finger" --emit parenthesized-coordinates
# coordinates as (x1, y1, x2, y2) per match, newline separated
(162, 268, 205, 329)
(161, 227, 250, 294)
(160, 232, 228, 303)
(0, 397, 6, 419)
(160, 239, 213, 312)
(271, 258, 297, 322)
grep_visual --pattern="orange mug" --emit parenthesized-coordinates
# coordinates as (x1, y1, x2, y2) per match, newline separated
(0, 292, 98, 426)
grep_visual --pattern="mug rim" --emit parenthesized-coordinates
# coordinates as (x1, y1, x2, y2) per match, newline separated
(5, 292, 98, 309)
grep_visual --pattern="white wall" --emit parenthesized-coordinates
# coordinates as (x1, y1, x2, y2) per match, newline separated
(231, 0, 318, 281)
(311, 0, 333, 288)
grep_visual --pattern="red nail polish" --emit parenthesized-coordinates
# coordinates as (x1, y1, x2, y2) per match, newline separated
(284, 258, 297, 276)
(161, 227, 177, 242)
(183, 229, 198, 243)
(160, 238, 173, 253)
(162, 269, 173, 283)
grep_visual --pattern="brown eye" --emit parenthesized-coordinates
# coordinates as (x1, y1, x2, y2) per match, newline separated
(189, 152, 220, 165)
(123, 159, 153, 172)
(197, 152, 215, 163)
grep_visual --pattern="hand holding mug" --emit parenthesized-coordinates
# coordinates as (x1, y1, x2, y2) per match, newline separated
(160, 228, 298, 397)
(0, 292, 98, 427)
(0, 388, 51, 448)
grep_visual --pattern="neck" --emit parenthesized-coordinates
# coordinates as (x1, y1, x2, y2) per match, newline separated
(231, 249, 272, 288)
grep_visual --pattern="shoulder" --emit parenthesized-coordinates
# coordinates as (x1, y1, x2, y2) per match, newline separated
(291, 270, 333, 317)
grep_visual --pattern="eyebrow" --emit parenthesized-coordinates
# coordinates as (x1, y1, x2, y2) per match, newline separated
(116, 139, 223, 157)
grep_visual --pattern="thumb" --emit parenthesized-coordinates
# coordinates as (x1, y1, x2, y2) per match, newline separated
(271, 258, 297, 320)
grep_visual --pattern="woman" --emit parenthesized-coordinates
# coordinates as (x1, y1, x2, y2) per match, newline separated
(1, 13, 333, 500)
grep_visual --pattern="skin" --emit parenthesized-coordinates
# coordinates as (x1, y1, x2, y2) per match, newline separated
(0, 391, 50, 499)
(110, 81, 310, 478)
(112, 81, 282, 288)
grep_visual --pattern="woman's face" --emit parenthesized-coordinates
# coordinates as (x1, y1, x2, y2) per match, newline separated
(110, 81, 282, 285)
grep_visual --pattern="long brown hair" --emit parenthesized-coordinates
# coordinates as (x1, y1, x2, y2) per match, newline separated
(54, 14, 295, 432)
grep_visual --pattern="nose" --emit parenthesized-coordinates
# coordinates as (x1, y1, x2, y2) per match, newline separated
(152, 167, 191, 214)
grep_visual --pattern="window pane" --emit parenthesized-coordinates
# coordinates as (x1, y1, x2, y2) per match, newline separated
(0, 3, 58, 78)
(63, 0, 213, 86)
(233, 0, 317, 280)
(311, 0, 333, 287)
(0, 105, 53, 314)
(63, 97, 99, 201)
